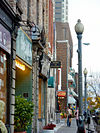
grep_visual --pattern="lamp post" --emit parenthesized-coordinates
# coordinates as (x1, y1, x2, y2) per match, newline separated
(83, 68, 88, 114)
(75, 19, 84, 116)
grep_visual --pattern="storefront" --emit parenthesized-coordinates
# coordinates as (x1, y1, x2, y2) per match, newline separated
(38, 52, 50, 132)
(57, 91, 66, 112)
(16, 27, 32, 100)
(15, 27, 32, 132)
(0, 1, 17, 124)
(0, 23, 11, 123)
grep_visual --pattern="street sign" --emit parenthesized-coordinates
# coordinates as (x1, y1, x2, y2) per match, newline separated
(50, 61, 61, 68)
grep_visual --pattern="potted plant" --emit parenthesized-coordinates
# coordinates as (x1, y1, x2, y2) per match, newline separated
(14, 95, 34, 133)
(42, 123, 56, 133)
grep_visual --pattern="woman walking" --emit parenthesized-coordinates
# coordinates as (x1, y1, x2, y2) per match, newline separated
(67, 107, 72, 127)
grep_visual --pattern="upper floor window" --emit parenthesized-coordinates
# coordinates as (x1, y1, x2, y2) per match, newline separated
(55, 7, 61, 9)
(55, 2, 61, 4)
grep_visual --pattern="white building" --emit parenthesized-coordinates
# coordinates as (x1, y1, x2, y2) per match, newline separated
(53, 0, 68, 22)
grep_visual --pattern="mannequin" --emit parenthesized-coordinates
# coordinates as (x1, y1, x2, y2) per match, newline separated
(0, 100, 7, 133)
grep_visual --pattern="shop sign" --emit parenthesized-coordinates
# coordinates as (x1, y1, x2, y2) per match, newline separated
(40, 53, 50, 78)
(15, 60, 25, 71)
(50, 61, 61, 68)
(56, 91, 66, 97)
(0, 24, 11, 54)
(16, 28, 32, 66)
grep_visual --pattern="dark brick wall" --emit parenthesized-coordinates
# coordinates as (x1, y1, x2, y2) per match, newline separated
(55, 22, 73, 91)
(56, 43, 67, 91)
(56, 22, 73, 59)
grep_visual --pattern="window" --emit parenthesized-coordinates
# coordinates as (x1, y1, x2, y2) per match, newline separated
(62, 14, 64, 18)
(62, 4, 64, 7)
(55, 12, 61, 15)
(55, 18, 61, 21)
(62, 9, 64, 13)
(55, 7, 61, 9)
(55, 2, 61, 4)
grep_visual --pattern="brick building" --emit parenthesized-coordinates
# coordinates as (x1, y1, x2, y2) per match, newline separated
(55, 22, 73, 91)
(54, 22, 73, 111)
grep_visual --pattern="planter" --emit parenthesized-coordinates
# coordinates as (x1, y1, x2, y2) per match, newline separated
(42, 130, 54, 133)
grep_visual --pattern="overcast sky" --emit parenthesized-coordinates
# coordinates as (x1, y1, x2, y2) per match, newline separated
(68, 0, 100, 74)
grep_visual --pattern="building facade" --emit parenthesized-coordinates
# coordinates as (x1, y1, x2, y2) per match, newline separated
(54, 22, 73, 111)
(53, 0, 68, 22)
(0, 0, 54, 133)
(0, 0, 21, 132)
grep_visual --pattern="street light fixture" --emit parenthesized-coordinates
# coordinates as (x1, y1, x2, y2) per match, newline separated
(75, 19, 84, 116)
(83, 68, 88, 114)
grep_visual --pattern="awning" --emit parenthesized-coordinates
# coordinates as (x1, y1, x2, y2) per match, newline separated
(70, 89, 78, 97)
(68, 74, 74, 82)
(57, 91, 66, 97)
(68, 95, 76, 104)
(68, 88, 76, 104)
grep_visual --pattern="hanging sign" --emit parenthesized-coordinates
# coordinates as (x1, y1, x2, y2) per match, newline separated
(16, 28, 32, 66)
(50, 61, 61, 68)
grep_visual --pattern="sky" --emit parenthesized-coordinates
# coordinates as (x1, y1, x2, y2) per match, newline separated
(68, 0, 100, 74)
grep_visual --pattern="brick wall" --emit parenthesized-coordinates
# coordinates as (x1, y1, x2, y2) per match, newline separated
(56, 42, 67, 90)
(55, 22, 73, 92)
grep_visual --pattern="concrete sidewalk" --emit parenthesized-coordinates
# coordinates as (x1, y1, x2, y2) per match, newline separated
(54, 117, 97, 133)
(85, 117, 97, 133)
(54, 119, 65, 132)
(54, 118, 77, 133)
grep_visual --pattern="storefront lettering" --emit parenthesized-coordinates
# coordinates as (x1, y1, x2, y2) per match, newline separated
(15, 60, 25, 71)
(0, 24, 11, 54)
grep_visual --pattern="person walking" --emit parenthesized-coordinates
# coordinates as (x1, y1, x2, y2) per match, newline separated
(67, 107, 72, 127)
(75, 108, 79, 126)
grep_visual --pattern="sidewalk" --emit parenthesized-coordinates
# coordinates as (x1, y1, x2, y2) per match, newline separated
(85, 117, 97, 133)
(54, 119, 65, 132)
(54, 118, 77, 133)
(54, 117, 97, 133)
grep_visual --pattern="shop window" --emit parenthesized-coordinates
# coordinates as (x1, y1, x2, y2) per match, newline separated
(0, 50, 7, 123)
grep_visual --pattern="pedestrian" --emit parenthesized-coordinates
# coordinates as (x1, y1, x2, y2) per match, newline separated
(68, 113, 72, 127)
(74, 108, 79, 126)
(67, 107, 72, 127)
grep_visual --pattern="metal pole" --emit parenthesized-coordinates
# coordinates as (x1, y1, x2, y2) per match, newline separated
(84, 73, 87, 114)
(77, 34, 83, 116)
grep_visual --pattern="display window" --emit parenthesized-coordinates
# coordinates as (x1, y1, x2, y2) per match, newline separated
(0, 49, 7, 123)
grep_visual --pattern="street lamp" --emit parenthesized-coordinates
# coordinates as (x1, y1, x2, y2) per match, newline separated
(83, 68, 88, 114)
(75, 19, 84, 116)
